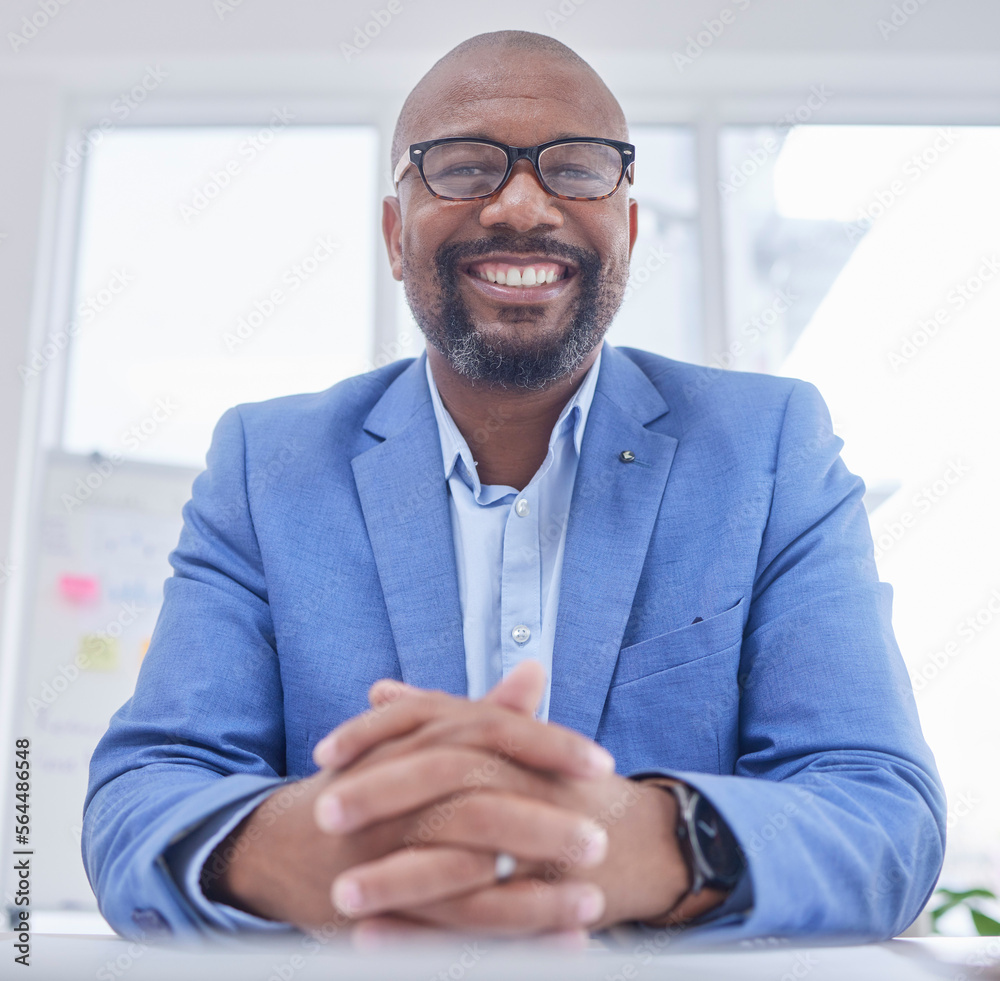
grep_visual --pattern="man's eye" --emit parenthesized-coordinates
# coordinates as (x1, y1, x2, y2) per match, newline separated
(552, 165, 600, 181)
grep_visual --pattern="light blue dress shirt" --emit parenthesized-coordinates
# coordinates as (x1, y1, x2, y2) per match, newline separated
(424, 344, 602, 721)
(165, 344, 603, 930)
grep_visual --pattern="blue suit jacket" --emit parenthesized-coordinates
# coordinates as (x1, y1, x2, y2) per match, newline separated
(83, 343, 945, 941)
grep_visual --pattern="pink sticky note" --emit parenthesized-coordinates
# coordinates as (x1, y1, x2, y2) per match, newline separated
(58, 574, 100, 604)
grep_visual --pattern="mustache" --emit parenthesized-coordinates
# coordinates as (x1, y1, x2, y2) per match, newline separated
(435, 234, 600, 273)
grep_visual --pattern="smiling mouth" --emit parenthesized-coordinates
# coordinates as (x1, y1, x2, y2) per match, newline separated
(463, 257, 574, 288)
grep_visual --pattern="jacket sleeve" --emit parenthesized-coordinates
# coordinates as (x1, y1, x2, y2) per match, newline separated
(82, 407, 293, 940)
(633, 379, 945, 941)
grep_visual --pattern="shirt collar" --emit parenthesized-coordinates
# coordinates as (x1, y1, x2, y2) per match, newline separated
(425, 343, 604, 491)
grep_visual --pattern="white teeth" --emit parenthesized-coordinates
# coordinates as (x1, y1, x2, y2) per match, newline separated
(473, 265, 565, 286)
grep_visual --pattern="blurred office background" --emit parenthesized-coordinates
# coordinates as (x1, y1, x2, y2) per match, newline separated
(1, 0, 998, 936)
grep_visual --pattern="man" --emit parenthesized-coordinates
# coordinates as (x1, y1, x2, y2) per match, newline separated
(83, 31, 945, 943)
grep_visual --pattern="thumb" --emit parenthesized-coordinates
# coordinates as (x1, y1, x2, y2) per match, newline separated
(482, 660, 547, 716)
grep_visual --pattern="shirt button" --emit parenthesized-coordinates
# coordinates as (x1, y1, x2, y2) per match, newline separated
(515, 498, 530, 517)
(511, 625, 531, 644)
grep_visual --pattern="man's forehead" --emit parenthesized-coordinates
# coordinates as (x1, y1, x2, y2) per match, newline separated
(405, 64, 621, 143)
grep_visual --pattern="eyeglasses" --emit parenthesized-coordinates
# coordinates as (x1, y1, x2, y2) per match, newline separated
(393, 137, 636, 202)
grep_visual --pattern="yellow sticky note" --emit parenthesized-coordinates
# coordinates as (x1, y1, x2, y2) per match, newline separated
(78, 634, 120, 672)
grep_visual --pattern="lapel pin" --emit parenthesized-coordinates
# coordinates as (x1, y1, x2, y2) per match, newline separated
(618, 450, 636, 463)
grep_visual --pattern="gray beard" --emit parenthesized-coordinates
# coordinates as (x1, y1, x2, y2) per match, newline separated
(403, 234, 626, 391)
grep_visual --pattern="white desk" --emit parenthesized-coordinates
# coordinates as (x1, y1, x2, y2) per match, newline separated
(2, 934, 998, 981)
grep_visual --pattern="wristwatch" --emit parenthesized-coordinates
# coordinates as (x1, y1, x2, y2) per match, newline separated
(668, 781, 745, 894)
(641, 777, 745, 924)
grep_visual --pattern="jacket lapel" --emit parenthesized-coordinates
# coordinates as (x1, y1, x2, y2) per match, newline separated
(350, 343, 677, 732)
(548, 345, 676, 740)
(350, 352, 468, 696)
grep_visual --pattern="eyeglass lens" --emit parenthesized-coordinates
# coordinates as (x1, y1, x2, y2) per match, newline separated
(420, 141, 624, 199)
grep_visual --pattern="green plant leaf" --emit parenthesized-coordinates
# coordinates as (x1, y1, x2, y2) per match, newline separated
(936, 888, 996, 902)
(971, 911, 1000, 937)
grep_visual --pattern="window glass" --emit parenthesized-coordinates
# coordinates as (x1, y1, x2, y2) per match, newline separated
(63, 125, 379, 468)
(721, 124, 1000, 887)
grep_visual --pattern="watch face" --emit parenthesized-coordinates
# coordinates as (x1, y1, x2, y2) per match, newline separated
(693, 795, 744, 881)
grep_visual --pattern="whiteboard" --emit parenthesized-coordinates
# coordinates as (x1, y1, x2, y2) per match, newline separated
(4, 450, 199, 913)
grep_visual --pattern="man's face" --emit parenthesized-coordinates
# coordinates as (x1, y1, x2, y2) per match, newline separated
(384, 52, 639, 390)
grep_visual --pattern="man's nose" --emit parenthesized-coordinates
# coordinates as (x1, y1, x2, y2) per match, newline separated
(478, 160, 564, 232)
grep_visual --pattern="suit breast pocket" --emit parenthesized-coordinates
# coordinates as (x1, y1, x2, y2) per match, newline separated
(597, 598, 745, 775)
(610, 597, 745, 687)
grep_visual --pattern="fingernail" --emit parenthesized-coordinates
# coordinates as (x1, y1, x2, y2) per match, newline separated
(333, 878, 364, 915)
(584, 745, 616, 776)
(579, 825, 608, 867)
(575, 887, 605, 925)
(316, 794, 348, 832)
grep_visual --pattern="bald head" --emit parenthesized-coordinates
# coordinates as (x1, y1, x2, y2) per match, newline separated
(390, 31, 628, 173)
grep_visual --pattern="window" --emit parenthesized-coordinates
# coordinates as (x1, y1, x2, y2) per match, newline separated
(63, 124, 379, 469)
(721, 124, 1000, 886)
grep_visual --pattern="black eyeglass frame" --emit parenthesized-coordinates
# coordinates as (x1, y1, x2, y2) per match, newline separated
(393, 136, 636, 202)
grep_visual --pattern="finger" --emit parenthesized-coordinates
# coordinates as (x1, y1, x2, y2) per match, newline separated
(312, 687, 457, 770)
(403, 793, 608, 868)
(333, 846, 499, 916)
(315, 747, 606, 837)
(316, 699, 615, 782)
(481, 660, 547, 716)
(408, 879, 606, 936)
(367, 678, 416, 708)
(331, 799, 607, 915)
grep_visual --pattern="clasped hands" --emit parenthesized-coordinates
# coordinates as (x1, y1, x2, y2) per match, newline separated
(208, 661, 689, 942)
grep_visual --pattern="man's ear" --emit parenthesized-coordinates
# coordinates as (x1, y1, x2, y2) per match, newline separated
(627, 196, 639, 261)
(382, 195, 404, 282)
